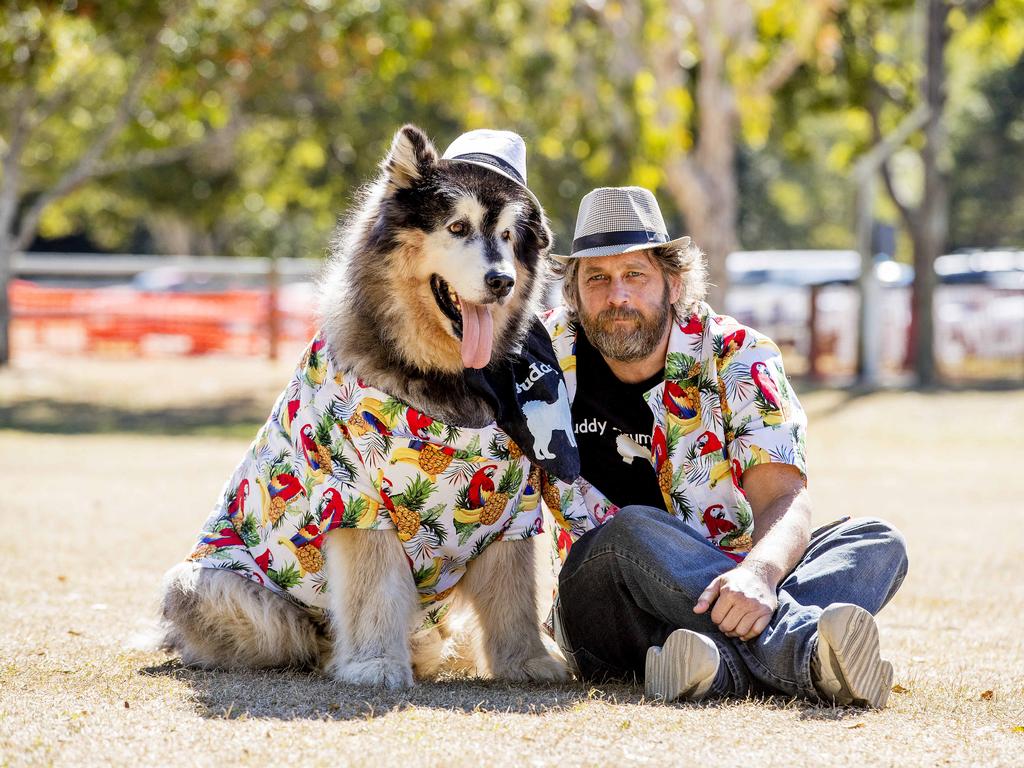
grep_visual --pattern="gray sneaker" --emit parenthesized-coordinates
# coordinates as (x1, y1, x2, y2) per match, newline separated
(812, 603, 894, 708)
(644, 629, 719, 703)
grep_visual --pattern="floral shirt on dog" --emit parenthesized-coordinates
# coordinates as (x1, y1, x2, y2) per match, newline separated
(538, 302, 808, 563)
(186, 333, 543, 627)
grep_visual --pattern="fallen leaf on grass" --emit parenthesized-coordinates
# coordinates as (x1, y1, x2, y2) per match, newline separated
(891, 684, 910, 694)
(981, 690, 994, 701)
(67, 630, 82, 636)
(124, 701, 129, 709)
(1012, 726, 1024, 733)
(846, 722, 866, 729)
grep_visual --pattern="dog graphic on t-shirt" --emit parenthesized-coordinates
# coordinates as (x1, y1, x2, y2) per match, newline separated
(522, 379, 576, 460)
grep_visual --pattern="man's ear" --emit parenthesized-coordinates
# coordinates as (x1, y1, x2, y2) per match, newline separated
(381, 124, 439, 189)
(668, 271, 684, 306)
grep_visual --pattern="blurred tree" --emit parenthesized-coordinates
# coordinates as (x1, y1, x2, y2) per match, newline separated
(765, 0, 1023, 384)
(0, 0, 253, 365)
(581, 0, 842, 306)
(866, 0, 1023, 385)
(948, 11, 1024, 247)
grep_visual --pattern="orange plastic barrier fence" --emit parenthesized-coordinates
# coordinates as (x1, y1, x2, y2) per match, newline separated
(10, 280, 317, 357)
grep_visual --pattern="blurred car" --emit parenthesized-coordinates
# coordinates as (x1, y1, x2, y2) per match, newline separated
(724, 249, 1023, 377)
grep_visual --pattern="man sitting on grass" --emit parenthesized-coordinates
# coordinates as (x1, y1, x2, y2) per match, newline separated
(542, 186, 908, 708)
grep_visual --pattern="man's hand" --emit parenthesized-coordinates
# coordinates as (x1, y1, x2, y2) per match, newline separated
(693, 567, 778, 642)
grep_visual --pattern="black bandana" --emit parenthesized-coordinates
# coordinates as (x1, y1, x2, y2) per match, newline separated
(464, 317, 580, 483)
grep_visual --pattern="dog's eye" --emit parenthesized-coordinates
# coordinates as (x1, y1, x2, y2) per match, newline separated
(448, 221, 466, 236)
(500, 229, 511, 241)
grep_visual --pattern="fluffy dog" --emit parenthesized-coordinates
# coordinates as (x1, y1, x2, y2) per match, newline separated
(161, 125, 567, 688)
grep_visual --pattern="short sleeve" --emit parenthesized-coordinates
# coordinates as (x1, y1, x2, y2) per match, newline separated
(720, 332, 808, 484)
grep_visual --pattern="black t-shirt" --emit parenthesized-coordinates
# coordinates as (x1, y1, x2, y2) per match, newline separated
(572, 327, 667, 511)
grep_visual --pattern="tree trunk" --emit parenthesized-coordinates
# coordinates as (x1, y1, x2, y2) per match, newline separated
(0, 194, 16, 367)
(910, 0, 950, 387)
(0, 239, 11, 367)
(665, 164, 738, 310)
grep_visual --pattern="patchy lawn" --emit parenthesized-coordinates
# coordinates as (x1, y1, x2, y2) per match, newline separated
(1, 356, 1022, 767)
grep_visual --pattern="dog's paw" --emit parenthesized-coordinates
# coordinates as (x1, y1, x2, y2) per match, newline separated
(494, 653, 570, 683)
(331, 656, 414, 689)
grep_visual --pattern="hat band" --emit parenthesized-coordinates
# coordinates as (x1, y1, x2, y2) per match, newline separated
(448, 152, 525, 186)
(571, 229, 669, 255)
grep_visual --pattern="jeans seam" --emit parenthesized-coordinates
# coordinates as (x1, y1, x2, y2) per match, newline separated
(796, 632, 818, 697)
(714, 643, 747, 697)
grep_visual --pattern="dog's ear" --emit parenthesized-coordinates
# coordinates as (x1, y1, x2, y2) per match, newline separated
(382, 124, 438, 190)
(515, 201, 553, 267)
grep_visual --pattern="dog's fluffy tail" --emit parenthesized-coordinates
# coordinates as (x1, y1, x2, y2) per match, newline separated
(158, 561, 328, 670)
(125, 619, 166, 653)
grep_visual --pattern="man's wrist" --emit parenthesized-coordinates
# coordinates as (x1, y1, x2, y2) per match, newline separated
(737, 556, 783, 589)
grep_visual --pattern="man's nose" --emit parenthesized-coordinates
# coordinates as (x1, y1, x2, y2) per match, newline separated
(607, 278, 630, 305)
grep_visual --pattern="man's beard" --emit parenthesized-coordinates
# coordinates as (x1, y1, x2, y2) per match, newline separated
(579, 284, 671, 363)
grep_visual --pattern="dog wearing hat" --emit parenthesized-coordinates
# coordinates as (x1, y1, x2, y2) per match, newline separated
(159, 125, 569, 688)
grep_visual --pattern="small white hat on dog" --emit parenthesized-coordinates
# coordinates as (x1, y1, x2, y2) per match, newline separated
(442, 129, 531, 190)
(559, 186, 691, 261)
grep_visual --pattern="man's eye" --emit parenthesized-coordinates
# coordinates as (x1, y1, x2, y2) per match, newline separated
(587, 275, 607, 283)
(626, 271, 644, 278)
(448, 221, 467, 235)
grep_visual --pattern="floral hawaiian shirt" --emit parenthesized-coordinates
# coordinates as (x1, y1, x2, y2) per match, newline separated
(540, 302, 807, 563)
(187, 333, 544, 627)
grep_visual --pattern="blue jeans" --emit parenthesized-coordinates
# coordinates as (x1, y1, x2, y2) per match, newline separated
(556, 506, 909, 699)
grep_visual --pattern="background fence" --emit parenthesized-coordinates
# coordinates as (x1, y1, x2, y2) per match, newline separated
(9, 252, 1024, 384)
(10, 253, 320, 361)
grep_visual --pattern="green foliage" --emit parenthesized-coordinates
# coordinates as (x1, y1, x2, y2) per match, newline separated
(3, 0, 1023, 264)
(950, 51, 1024, 247)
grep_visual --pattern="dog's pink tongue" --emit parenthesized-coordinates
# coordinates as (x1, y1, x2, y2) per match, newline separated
(460, 299, 493, 369)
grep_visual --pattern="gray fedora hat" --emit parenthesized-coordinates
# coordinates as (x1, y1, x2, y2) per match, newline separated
(558, 186, 690, 260)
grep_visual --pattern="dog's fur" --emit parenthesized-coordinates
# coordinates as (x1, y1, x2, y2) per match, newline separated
(161, 125, 566, 687)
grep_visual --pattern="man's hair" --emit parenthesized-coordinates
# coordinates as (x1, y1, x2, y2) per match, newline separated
(551, 242, 708, 320)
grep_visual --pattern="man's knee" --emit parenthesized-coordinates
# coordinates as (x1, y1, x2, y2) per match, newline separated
(841, 516, 909, 578)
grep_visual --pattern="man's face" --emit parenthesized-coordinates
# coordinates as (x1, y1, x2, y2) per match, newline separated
(576, 251, 679, 362)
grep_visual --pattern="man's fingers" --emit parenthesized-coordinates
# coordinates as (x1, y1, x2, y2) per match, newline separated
(733, 612, 759, 640)
(715, 603, 744, 635)
(709, 591, 734, 625)
(740, 613, 773, 642)
(693, 578, 721, 614)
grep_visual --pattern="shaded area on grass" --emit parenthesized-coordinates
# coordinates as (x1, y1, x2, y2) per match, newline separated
(140, 660, 639, 720)
(139, 660, 868, 722)
(0, 397, 267, 437)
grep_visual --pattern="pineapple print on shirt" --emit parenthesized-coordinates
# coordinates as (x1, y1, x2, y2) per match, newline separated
(186, 334, 544, 622)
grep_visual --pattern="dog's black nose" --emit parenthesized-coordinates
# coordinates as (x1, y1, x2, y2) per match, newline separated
(485, 271, 515, 298)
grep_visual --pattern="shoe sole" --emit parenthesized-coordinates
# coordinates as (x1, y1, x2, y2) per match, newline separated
(818, 605, 893, 709)
(644, 629, 718, 703)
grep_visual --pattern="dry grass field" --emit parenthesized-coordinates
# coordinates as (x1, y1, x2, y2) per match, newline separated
(1, 355, 1022, 767)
